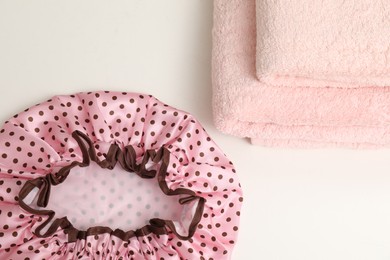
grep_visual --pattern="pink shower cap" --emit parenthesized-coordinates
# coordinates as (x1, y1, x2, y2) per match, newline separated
(0, 91, 242, 259)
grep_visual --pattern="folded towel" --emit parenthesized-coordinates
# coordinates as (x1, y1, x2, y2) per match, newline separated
(256, 0, 390, 88)
(212, 0, 390, 148)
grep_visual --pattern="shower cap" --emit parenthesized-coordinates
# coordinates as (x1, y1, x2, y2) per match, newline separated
(0, 91, 242, 259)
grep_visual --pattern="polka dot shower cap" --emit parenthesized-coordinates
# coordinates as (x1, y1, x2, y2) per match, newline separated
(0, 91, 242, 259)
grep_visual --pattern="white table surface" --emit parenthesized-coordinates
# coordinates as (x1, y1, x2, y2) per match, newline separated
(1, 1, 390, 259)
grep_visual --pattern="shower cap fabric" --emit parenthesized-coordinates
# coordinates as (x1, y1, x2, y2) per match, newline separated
(0, 91, 242, 259)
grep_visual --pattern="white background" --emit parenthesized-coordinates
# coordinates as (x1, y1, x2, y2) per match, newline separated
(1, 1, 390, 259)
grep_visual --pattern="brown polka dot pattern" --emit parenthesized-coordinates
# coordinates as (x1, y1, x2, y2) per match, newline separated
(0, 91, 242, 259)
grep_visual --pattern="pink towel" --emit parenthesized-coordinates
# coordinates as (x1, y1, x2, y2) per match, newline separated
(212, 0, 390, 148)
(256, 0, 390, 88)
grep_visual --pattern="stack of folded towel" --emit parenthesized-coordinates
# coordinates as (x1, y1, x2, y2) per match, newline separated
(212, 0, 390, 148)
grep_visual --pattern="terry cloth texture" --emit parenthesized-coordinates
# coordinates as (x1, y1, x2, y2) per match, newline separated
(256, 0, 390, 88)
(212, 0, 390, 148)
